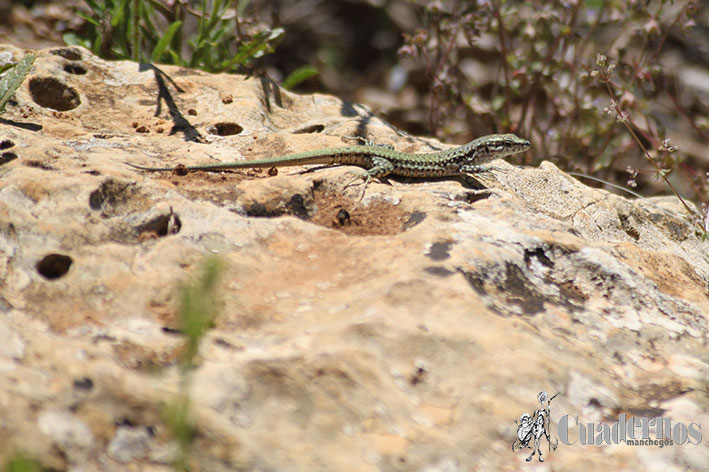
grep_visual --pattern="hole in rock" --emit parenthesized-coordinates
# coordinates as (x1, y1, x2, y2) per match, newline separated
(293, 124, 325, 134)
(50, 48, 83, 60)
(73, 377, 94, 390)
(0, 152, 18, 165)
(36, 253, 73, 279)
(206, 122, 243, 136)
(29, 77, 80, 111)
(136, 213, 182, 238)
(63, 63, 88, 75)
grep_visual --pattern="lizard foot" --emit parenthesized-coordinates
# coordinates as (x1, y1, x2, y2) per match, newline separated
(343, 172, 371, 202)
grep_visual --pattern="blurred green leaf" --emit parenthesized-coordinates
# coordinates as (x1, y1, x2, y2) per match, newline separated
(282, 65, 319, 90)
(111, 0, 130, 28)
(4, 452, 42, 472)
(221, 27, 284, 70)
(76, 11, 101, 27)
(237, 0, 251, 16)
(151, 20, 182, 63)
(178, 256, 223, 365)
(63, 32, 91, 48)
(0, 53, 35, 114)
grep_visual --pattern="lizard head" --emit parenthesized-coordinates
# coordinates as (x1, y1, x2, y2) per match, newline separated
(475, 133, 530, 162)
(485, 133, 530, 156)
(450, 133, 531, 164)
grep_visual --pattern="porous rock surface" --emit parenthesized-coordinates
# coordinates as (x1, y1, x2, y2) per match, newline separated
(0, 45, 707, 471)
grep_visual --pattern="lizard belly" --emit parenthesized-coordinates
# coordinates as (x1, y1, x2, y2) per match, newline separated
(332, 153, 375, 168)
(392, 164, 456, 178)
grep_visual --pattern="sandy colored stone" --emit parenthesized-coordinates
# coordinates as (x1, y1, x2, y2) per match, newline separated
(0, 45, 707, 470)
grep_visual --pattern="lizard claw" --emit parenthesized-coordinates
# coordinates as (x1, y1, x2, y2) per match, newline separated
(343, 171, 372, 202)
(343, 171, 369, 189)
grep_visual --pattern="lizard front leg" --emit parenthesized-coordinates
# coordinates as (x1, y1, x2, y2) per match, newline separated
(343, 157, 395, 187)
(460, 164, 491, 174)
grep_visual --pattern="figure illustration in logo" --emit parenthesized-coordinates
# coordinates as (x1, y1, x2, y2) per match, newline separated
(512, 391, 559, 462)
(512, 413, 534, 451)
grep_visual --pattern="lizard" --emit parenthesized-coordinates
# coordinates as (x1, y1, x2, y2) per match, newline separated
(127, 133, 530, 184)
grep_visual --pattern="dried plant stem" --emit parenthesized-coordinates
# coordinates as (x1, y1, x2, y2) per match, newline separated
(602, 81, 698, 221)
(493, 1, 511, 122)
(131, 0, 140, 62)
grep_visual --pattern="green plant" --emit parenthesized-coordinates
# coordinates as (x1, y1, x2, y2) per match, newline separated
(164, 391, 194, 472)
(67, 1, 289, 75)
(164, 256, 223, 471)
(68, 0, 316, 87)
(399, 0, 706, 234)
(0, 54, 35, 114)
(3, 452, 42, 472)
(592, 52, 705, 233)
(177, 256, 223, 367)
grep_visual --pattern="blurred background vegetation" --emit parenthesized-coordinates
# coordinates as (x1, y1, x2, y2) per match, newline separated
(0, 0, 707, 231)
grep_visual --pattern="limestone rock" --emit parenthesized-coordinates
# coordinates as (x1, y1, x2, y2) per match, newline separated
(0, 45, 707, 471)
